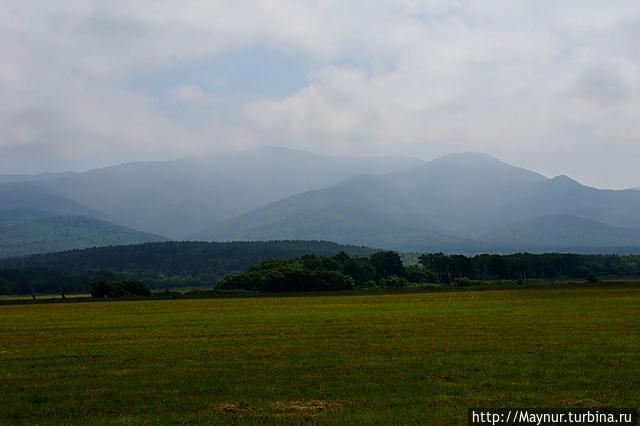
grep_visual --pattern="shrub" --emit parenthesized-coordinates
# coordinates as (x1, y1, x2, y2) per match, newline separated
(379, 276, 408, 289)
(453, 277, 473, 287)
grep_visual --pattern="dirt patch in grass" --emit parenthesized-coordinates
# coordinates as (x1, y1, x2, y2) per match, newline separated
(203, 401, 343, 417)
(206, 403, 249, 413)
(274, 400, 345, 412)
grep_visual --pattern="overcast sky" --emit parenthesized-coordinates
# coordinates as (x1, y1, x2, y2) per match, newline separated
(1, 1, 639, 188)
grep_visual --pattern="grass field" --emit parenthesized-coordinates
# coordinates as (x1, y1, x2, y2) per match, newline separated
(1, 285, 639, 424)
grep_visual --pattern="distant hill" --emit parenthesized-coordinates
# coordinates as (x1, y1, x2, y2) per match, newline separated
(6, 149, 640, 254)
(0, 182, 103, 218)
(0, 240, 375, 277)
(0, 209, 167, 258)
(196, 153, 640, 252)
(497, 176, 640, 232)
(31, 146, 422, 239)
(0, 171, 76, 184)
(484, 215, 640, 248)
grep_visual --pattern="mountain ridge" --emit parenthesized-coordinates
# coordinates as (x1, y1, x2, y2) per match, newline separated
(484, 214, 640, 247)
(31, 146, 423, 239)
(196, 152, 640, 251)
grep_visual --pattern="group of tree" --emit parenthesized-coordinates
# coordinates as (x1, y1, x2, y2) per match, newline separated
(219, 250, 640, 293)
(217, 250, 420, 292)
(417, 252, 640, 283)
(0, 241, 374, 293)
(2, 246, 640, 296)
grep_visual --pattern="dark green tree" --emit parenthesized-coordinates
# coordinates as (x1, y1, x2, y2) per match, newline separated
(370, 251, 405, 278)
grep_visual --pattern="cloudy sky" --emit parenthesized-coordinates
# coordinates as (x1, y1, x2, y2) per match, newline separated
(1, 1, 639, 188)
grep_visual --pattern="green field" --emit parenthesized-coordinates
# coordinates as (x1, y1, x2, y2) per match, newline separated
(1, 285, 639, 424)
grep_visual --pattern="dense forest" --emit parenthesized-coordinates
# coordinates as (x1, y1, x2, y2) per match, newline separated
(218, 251, 640, 292)
(416, 252, 640, 282)
(0, 241, 374, 294)
(218, 251, 414, 292)
(1, 241, 639, 295)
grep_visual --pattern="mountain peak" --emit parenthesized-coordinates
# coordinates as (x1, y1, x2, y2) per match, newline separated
(403, 152, 547, 185)
(551, 175, 582, 186)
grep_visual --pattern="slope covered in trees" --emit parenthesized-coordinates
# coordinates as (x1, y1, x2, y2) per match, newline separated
(0, 183, 103, 218)
(0, 209, 167, 258)
(0, 241, 375, 294)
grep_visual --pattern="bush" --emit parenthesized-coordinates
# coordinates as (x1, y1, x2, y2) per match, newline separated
(453, 277, 473, 287)
(379, 276, 408, 289)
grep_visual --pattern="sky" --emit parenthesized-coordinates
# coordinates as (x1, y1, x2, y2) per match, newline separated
(1, 0, 639, 188)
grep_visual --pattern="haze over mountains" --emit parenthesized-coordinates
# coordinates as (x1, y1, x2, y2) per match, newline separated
(0, 147, 421, 256)
(2, 146, 640, 257)
(483, 215, 640, 248)
(196, 152, 640, 252)
(29, 147, 421, 239)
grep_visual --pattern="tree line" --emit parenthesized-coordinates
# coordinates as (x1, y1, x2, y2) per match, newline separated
(0, 241, 373, 294)
(1, 248, 639, 295)
(417, 252, 640, 283)
(218, 251, 640, 292)
(217, 251, 416, 292)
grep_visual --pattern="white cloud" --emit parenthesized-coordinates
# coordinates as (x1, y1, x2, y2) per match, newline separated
(0, 0, 639, 186)
(169, 85, 220, 105)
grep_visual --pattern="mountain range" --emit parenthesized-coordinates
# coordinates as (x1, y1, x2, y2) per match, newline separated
(1, 147, 640, 257)
(196, 152, 640, 252)
(21, 146, 421, 239)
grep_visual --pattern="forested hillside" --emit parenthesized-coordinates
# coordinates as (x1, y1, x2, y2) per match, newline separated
(0, 241, 374, 294)
(0, 209, 167, 258)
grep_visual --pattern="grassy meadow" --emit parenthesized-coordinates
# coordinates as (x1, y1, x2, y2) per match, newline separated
(1, 285, 639, 424)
